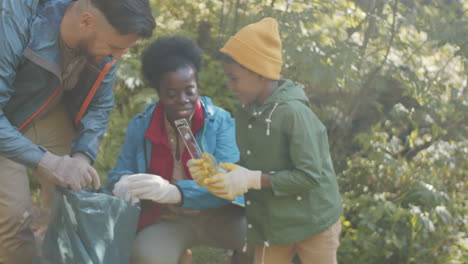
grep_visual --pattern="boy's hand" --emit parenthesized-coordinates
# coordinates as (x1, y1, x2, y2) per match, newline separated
(204, 163, 262, 200)
(187, 153, 220, 185)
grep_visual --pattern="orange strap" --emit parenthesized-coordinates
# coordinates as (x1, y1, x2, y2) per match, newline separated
(74, 59, 117, 127)
(18, 85, 61, 131)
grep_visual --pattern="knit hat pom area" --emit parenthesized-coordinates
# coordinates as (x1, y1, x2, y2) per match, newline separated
(220, 17, 283, 80)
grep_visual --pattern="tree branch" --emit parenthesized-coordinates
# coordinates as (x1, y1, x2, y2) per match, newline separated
(231, 0, 241, 35)
(359, 0, 376, 60)
(216, 0, 225, 49)
(402, 8, 466, 65)
(397, 117, 466, 161)
(371, 0, 399, 76)
(282, 2, 290, 21)
(426, 55, 457, 91)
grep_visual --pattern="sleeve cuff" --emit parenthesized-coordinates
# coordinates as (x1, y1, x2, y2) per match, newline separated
(174, 184, 185, 206)
(17, 145, 48, 168)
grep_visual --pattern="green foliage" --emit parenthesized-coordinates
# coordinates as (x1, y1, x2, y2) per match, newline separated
(191, 247, 230, 264)
(340, 135, 467, 263)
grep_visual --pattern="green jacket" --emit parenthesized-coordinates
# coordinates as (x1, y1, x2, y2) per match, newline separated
(235, 79, 342, 246)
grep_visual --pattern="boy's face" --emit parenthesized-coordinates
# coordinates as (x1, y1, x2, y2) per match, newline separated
(223, 62, 264, 105)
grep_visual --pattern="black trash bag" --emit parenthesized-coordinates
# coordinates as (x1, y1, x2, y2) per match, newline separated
(40, 187, 140, 264)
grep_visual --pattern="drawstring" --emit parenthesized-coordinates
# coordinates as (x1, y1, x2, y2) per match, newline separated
(265, 102, 279, 136)
(261, 245, 266, 264)
(261, 241, 269, 264)
(242, 237, 247, 252)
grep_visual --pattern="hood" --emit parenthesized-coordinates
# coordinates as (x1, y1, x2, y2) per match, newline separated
(243, 79, 309, 111)
(241, 79, 310, 136)
(242, 79, 309, 112)
(263, 79, 309, 106)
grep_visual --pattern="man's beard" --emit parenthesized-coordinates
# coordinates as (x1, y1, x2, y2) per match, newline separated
(76, 39, 106, 64)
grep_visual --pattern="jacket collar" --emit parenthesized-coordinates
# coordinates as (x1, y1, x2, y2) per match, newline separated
(144, 99, 204, 145)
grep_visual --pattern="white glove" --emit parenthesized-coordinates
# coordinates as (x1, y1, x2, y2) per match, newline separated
(34, 151, 100, 191)
(112, 175, 140, 205)
(126, 173, 182, 204)
(204, 163, 262, 200)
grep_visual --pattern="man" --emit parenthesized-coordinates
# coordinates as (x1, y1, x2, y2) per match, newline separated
(0, 0, 155, 262)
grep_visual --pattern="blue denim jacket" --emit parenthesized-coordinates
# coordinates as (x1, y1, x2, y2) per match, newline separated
(106, 97, 244, 209)
(0, 0, 117, 167)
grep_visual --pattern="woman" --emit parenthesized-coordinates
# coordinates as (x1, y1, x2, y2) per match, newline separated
(106, 36, 251, 264)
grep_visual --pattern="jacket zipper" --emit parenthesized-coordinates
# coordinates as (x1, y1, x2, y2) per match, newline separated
(74, 59, 116, 126)
(18, 84, 61, 131)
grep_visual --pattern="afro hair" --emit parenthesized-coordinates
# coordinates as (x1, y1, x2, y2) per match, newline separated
(141, 35, 202, 89)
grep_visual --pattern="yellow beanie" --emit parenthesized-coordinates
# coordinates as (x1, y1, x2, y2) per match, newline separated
(220, 17, 283, 80)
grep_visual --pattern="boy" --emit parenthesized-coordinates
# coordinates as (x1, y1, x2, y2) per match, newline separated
(189, 17, 342, 263)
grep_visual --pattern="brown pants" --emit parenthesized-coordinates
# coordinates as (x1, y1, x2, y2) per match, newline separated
(253, 220, 342, 264)
(0, 103, 75, 264)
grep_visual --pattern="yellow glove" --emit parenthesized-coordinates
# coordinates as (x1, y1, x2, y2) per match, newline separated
(219, 162, 238, 171)
(204, 163, 262, 200)
(187, 152, 220, 185)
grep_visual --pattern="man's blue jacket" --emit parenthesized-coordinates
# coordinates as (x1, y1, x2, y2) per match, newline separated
(0, 0, 118, 167)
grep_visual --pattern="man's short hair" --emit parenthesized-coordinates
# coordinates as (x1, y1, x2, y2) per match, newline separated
(89, 0, 155, 38)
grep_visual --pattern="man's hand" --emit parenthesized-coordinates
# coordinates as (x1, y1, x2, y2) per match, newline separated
(113, 175, 139, 205)
(126, 173, 181, 204)
(34, 151, 100, 191)
(204, 163, 262, 200)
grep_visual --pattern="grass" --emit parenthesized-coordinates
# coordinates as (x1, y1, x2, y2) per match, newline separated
(192, 247, 231, 264)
